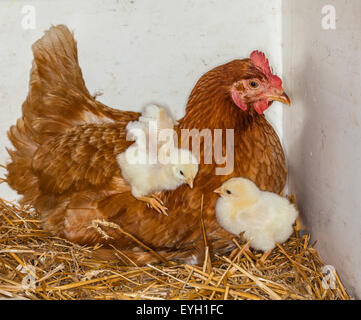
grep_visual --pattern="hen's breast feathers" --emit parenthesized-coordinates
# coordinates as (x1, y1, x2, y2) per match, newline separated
(236, 116, 286, 193)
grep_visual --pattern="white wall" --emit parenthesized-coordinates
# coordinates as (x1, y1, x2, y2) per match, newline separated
(283, 0, 361, 298)
(0, 0, 283, 200)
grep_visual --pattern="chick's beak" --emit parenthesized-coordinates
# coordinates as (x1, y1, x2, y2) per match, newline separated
(213, 187, 223, 195)
(269, 92, 291, 106)
(186, 178, 194, 189)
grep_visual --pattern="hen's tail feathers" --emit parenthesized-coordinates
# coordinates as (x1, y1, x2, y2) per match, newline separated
(24, 24, 129, 144)
(6, 118, 40, 204)
(5, 24, 130, 203)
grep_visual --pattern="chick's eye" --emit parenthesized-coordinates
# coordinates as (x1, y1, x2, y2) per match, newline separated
(180, 170, 184, 176)
(248, 80, 259, 89)
(226, 190, 232, 195)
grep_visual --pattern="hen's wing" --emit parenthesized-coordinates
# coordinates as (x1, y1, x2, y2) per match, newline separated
(32, 121, 138, 195)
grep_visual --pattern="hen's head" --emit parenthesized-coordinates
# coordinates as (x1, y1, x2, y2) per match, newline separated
(224, 50, 290, 115)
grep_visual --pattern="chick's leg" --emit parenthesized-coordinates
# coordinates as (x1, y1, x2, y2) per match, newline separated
(294, 216, 302, 237)
(137, 195, 168, 216)
(259, 249, 272, 264)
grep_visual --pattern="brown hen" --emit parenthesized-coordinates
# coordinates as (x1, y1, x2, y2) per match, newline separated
(6, 25, 290, 265)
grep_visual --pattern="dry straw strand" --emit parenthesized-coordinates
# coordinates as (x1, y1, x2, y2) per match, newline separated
(0, 197, 352, 300)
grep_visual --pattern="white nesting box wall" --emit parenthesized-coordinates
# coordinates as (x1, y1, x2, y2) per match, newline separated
(283, 0, 361, 298)
(0, 0, 283, 200)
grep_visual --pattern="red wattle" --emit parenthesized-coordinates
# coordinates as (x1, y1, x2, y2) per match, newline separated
(231, 89, 247, 111)
(253, 100, 269, 114)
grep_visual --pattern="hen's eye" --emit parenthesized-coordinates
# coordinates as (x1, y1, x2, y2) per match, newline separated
(180, 170, 184, 176)
(226, 190, 232, 195)
(248, 80, 259, 89)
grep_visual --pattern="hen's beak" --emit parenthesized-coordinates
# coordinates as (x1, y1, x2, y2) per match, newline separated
(269, 92, 291, 106)
(213, 187, 224, 195)
(186, 178, 194, 189)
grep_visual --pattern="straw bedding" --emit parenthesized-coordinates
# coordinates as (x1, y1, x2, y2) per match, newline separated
(0, 198, 351, 300)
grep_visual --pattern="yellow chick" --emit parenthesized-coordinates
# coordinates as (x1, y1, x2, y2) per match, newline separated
(117, 104, 198, 215)
(214, 177, 298, 261)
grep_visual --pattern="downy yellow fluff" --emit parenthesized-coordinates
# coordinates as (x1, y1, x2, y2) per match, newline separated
(117, 104, 198, 200)
(215, 177, 298, 252)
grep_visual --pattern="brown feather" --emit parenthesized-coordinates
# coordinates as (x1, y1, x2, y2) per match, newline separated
(6, 25, 286, 265)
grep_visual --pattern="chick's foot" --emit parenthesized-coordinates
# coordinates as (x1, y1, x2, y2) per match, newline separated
(138, 195, 168, 216)
(259, 249, 272, 265)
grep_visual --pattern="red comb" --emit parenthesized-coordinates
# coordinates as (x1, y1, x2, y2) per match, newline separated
(250, 50, 282, 88)
(250, 50, 272, 77)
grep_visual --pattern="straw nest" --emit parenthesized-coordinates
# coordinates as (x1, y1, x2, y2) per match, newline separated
(0, 198, 351, 300)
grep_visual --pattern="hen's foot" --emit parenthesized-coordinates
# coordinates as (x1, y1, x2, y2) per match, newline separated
(138, 195, 168, 216)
